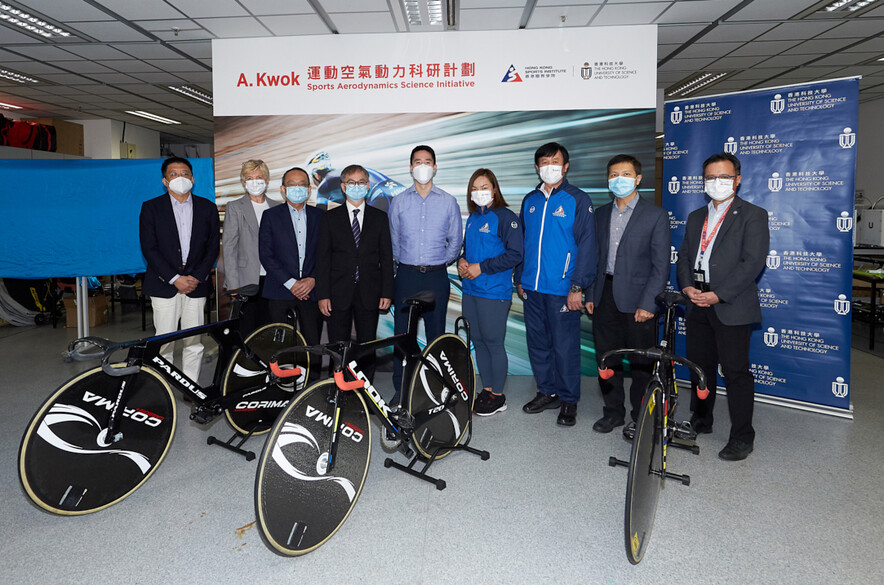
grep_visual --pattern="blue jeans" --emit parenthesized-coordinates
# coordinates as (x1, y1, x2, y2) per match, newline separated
(462, 294, 511, 395)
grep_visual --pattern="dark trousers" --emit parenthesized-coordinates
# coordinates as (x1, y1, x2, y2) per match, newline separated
(237, 275, 270, 340)
(462, 294, 511, 395)
(268, 296, 324, 383)
(392, 266, 450, 393)
(523, 290, 581, 404)
(685, 305, 755, 444)
(592, 277, 656, 423)
(326, 283, 381, 382)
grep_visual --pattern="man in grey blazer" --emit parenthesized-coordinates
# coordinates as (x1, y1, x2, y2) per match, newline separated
(677, 152, 769, 461)
(222, 159, 280, 336)
(586, 154, 670, 436)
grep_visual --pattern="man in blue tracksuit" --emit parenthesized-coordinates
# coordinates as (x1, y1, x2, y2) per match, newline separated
(516, 142, 597, 426)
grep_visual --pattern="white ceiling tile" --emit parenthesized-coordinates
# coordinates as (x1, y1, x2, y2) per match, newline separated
(809, 53, 878, 67)
(708, 22, 777, 42)
(655, 0, 744, 24)
(184, 71, 213, 84)
(195, 16, 272, 37)
(843, 37, 884, 52)
(783, 38, 865, 55)
(39, 74, 98, 85)
(167, 41, 213, 59)
(726, 39, 802, 57)
(331, 12, 397, 33)
(725, 0, 815, 21)
(463, 0, 527, 6)
(0, 48, 31, 61)
(86, 72, 142, 84)
(57, 61, 118, 74)
(43, 86, 93, 95)
(14, 0, 116, 22)
(114, 43, 185, 60)
(152, 28, 214, 41)
(657, 56, 719, 71)
(754, 20, 842, 42)
(592, 2, 668, 25)
(128, 71, 190, 83)
(840, 65, 884, 77)
(92, 0, 186, 20)
(706, 54, 771, 69)
(859, 5, 884, 16)
(323, 0, 391, 10)
(101, 59, 162, 73)
(818, 20, 884, 39)
(116, 84, 172, 94)
(60, 45, 132, 60)
(142, 59, 205, 72)
(0, 26, 43, 43)
(728, 69, 783, 81)
(528, 5, 598, 28)
(0, 46, 83, 61)
(657, 24, 706, 44)
(4, 61, 64, 75)
(238, 0, 314, 16)
(257, 14, 329, 35)
(171, 0, 250, 18)
(536, 0, 603, 4)
(755, 54, 816, 68)
(677, 41, 743, 59)
(658, 43, 681, 59)
(66, 21, 153, 42)
(458, 8, 523, 30)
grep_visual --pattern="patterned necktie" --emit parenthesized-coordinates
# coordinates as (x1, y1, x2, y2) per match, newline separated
(352, 208, 360, 282)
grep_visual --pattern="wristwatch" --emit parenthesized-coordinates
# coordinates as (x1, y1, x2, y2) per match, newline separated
(570, 285, 583, 294)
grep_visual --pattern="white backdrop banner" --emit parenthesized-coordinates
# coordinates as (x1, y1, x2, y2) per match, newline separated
(213, 27, 656, 116)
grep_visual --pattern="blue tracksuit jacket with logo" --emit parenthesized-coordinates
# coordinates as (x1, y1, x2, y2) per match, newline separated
(516, 178, 596, 296)
(461, 206, 523, 300)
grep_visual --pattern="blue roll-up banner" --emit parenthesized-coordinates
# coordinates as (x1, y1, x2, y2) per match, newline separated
(0, 158, 215, 279)
(663, 77, 858, 416)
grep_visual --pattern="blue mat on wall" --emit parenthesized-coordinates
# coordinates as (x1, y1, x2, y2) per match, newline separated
(0, 158, 214, 278)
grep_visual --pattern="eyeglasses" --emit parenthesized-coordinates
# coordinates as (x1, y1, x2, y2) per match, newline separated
(345, 180, 369, 187)
(704, 175, 736, 181)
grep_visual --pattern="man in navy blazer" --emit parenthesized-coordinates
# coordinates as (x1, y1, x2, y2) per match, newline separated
(259, 166, 324, 379)
(677, 152, 769, 461)
(139, 157, 220, 384)
(316, 164, 394, 382)
(586, 154, 669, 436)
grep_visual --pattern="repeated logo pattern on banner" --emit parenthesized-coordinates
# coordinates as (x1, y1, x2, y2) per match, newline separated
(663, 78, 858, 412)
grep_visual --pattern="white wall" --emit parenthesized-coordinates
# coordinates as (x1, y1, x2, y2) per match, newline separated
(70, 118, 160, 159)
(856, 97, 884, 206)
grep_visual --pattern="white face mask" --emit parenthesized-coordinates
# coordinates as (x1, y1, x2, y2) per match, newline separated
(705, 178, 735, 201)
(168, 176, 193, 195)
(244, 179, 266, 196)
(539, 164, 563, 186)
(471, 190, 493, 208)
(412, 163, 435, 185)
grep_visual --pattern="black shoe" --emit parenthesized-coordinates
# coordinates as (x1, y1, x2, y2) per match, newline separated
(523, 393, 560, 414)
(592, 414, 625, 433)
(718, 440, 753, 461)
(622, 421, 636, 440)
(689, 417, 713, 435)
(557, 403, 577, 426)
(475, 392, 507, 417)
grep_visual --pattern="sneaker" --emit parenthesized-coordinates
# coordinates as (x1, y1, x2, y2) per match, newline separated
(475, 392, 507, 416)
(522, 393, 560, 413)
(473, 389, 492, 411)
(622, 421, 636, 441)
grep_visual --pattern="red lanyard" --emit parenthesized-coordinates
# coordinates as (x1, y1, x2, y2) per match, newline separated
(699, 201, 733, 255)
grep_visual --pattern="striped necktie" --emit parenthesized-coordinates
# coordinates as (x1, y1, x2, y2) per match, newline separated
(352, 208, 360, 282)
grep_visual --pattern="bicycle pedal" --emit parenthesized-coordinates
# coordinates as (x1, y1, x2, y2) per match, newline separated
(673, 421, 698, 441)
(389, 406, 415, 433)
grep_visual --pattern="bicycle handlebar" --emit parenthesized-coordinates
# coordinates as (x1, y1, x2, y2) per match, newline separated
(66, 336, 114, 361)
(99, 340, 144, 377)
(333, 370, 365, 391)
(269, 361, 302, 378)
(598, 347, 710, 400)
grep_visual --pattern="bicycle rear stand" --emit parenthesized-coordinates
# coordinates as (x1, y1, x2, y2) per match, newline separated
(207, 421, 264, 461)
(607, 456, 692, 486)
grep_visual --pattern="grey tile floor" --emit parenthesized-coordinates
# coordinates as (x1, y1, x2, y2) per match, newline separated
(2, 310, 882, 584)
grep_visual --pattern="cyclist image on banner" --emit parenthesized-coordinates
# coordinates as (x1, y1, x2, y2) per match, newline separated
(306, 150, 407, 212)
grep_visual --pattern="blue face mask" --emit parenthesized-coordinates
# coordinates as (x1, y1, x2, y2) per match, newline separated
(285, 186, 308, 204)
(346, 184, 369, 201)
(608, 176, 636, 198)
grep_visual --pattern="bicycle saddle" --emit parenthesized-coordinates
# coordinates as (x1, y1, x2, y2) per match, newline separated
(656, 290, 687, 307)
(404, 290, 436, 310)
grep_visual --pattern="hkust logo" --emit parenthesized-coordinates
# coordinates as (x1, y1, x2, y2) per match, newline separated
(839, 127, 855, 149)
(770, 93, 785, 114)
(668, 176, 681, 194)
(580, 62, 592, 80)
(763, 327, 779, 348)
(831, 376, 848, 398)
(670, 246, 678, 264)
(766, 250, 780, 270)
(501, 65, 523, 83)
(768, 172, 783, 192)
(724, 137, 738, 154)
(834, 294, 850, 315)
(670, 106, 682, 125)
(836, 211, 853, 233)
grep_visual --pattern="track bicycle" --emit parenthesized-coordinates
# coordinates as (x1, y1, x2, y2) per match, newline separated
(254, 290, 489, 556)
(18, 285, 310, 516)
(600, 291, 709, 565)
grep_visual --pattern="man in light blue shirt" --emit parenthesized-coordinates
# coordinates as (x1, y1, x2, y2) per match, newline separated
(388, 145, 463, 399)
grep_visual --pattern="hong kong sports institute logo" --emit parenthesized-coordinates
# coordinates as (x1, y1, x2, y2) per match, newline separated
(501, 65, 523, 83)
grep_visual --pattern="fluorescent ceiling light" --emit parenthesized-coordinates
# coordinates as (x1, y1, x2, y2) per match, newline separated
(824, 0, 877, 11)
(0, 67, 38, 83)
(125, 110, 181, 125)
(0, 3, 73, 38)
(666, 72, 730, 98)
(402, 0, 445, 27)
(167, 85, 212, 105)
(0, 101, 22, 109)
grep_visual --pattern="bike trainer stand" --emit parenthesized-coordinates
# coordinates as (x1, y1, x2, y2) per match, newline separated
(207, 420, 266, 461)
(608, 429, 700, 487)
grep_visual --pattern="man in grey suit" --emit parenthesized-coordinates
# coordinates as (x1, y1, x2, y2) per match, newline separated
(222, 159, 280, 336)
(677, 152, 769, 461)
(586, 154, 669, 436)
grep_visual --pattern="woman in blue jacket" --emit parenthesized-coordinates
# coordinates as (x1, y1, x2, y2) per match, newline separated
(458, 169, 524, 416)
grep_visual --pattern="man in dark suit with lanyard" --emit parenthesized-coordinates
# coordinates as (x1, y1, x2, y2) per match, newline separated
(259, 166, 324, 380)
(139, 157, 220, 384)
(677, 152, 769, 461)
(586, 154, 670, 437)
(316, 164, 394, 382)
